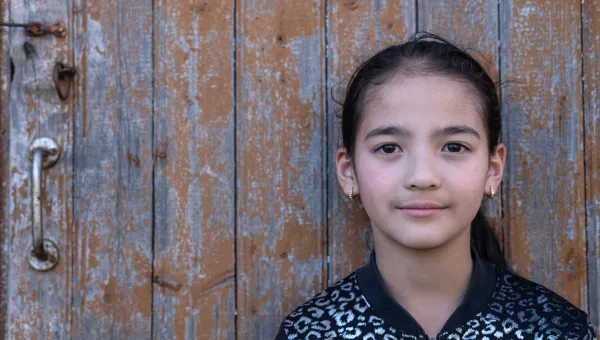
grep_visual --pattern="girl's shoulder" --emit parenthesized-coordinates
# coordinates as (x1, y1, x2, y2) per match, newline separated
(275, 271, 369, 340)
(490, 266, 596, 338)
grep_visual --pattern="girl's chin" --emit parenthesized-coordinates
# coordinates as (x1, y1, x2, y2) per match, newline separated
(383, 225, 468, 251)
(396, 239, 450, 251)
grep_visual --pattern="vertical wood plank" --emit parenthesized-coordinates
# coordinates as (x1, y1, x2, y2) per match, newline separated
(71, 0, 154, 338)
(0, 1, 9, 337)
(419, 0, 499, 55)
(583, 0, 600, 333)
(5, 1, 73, 339)
(327, 0, 416, 283)
(153, 0, 236, 339)
(418, 0, 502, 243)
(500, 0, 586, 308)
(236, 1, 326, 337)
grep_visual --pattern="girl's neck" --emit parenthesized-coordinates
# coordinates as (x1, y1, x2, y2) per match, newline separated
(372, 227, 473, 296)
(372, 227, 473, 336)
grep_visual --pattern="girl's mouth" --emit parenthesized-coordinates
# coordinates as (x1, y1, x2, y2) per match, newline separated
(397, 201, 448, 217)
(398, 207, 445, 217)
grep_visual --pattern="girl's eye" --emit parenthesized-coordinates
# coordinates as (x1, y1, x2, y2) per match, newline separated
(443, 143, 469, 153)
(376, 144, 402, 154)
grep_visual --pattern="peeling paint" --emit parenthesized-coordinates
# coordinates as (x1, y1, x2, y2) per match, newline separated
(153, 0, 236, 338)
(236, 1, 327, 338)
(501, 0, 586, 309)
(583, 0, 600, 332)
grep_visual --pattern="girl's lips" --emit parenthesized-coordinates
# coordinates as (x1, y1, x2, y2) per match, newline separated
(398, 207, 446, 217)
(397, 201, 447, 217)
(398, 201, 446, 209)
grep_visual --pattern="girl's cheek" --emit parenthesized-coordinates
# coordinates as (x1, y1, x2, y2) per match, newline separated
(359, 163, 396, 192)
(445, 163, 487, 191)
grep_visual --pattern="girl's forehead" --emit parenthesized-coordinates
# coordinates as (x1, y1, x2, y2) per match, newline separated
(361, 75, 485, 132)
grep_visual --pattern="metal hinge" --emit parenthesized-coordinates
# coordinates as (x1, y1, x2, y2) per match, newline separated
(0, 21, 67, 38)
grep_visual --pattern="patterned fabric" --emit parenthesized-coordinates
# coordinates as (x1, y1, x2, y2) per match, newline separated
(275, 254, 597, 340)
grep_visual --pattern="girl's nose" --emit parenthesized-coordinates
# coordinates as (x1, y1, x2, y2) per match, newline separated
(403, 152, 442, 191)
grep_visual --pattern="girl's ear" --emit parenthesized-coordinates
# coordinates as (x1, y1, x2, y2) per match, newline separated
(336, 147, 358, 197)
(486, 143, 507, 196)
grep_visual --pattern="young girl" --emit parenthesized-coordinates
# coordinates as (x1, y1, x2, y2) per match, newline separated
(276, 33, 597, 340)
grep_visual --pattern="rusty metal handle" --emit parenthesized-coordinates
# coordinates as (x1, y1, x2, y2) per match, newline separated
(27, 138, 61, 271)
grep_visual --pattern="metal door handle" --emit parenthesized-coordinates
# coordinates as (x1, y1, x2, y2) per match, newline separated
(27, 138, 61, 271)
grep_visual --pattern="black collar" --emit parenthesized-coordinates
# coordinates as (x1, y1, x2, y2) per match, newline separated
(356, 247, 497, 336)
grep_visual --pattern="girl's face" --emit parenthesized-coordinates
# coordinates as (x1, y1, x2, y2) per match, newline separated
(337, 75, 506, 250)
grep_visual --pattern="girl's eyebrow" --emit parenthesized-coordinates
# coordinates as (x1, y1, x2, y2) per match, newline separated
(364, 124, 481, 140)
(433, 125, 481, 139)
(364, 124, 412, 140)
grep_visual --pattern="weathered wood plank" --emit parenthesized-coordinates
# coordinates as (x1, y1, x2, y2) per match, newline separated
(71, 0, 154, 338)
(418, 0, 502, 245)
(583, 0, 600, 333)
(0, 1, 9, 337)
(152, 1, 236, 339)
(327, 0, 416, 283)
(500, 1, 586, 308)
(236, 0, 326, 337)
(5, 1, 73, 339)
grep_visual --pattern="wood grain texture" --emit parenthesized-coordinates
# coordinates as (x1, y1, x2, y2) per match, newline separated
(583, 0, 600, 333)
(152, 0, 236, 339)
(5, 1, 73, 339)
(500, 0, 586, 308)
(418, 0, 503, 245)
(0, 1, 8, 338)
(236, 0, 326, 338)
(71, 0, 154, 338)
(327, 0, 416, 283)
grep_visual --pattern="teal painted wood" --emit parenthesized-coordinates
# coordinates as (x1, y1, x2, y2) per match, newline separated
(152, 0, 236, 339)
(583, 0, 600, 334)
(500, 0, 587, 308)
(71, 0, 154, 337)
(0, 1, 9, 337)
(235, 1, 327, 338)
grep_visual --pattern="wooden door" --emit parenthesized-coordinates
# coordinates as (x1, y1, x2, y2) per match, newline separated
(1, 0, 598, 339)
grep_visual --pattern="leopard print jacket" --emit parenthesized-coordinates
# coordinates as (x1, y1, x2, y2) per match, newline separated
(276, 252, 597, 339)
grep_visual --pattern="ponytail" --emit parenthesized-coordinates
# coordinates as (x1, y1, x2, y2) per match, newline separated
(470, 208, 506, 269)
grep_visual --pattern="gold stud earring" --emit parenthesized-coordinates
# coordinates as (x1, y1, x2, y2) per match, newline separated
(490, 186, 495, 198)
